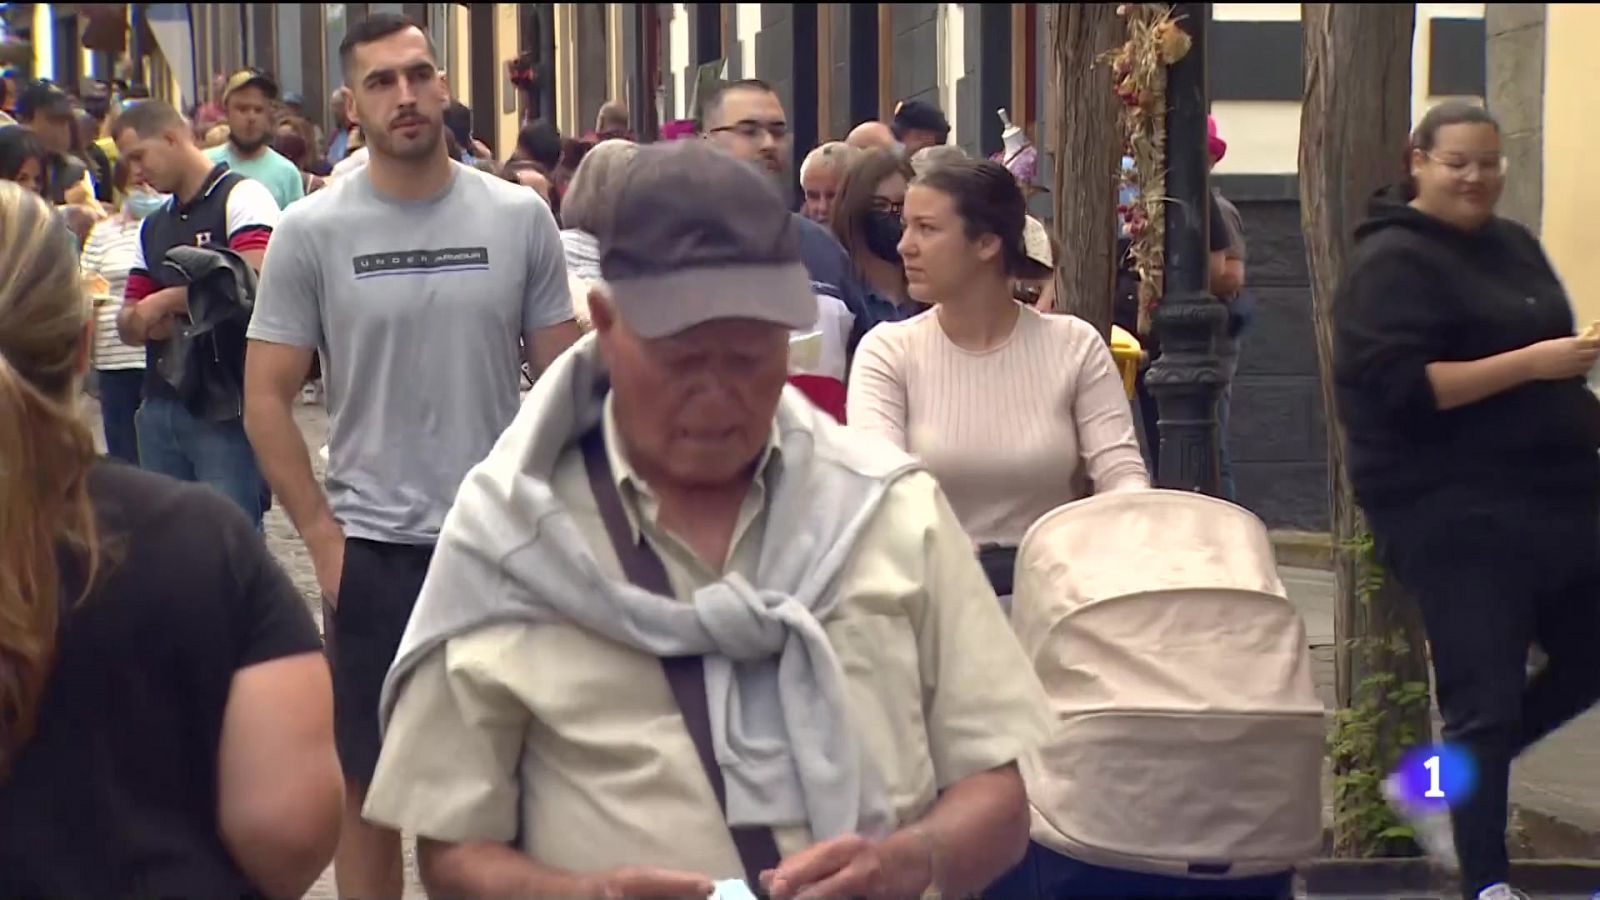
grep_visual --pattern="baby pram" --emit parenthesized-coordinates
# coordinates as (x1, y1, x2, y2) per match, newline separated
(1008, 489, 1325, 885)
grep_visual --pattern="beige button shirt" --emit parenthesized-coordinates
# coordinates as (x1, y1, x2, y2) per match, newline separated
(365, 395, 1051, 877)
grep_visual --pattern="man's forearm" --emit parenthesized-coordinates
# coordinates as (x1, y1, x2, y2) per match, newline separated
(525, 320, 584, 377)
(117, 287, 189, 346)
(244, 392, 339, 541)
(886, 765, 1031, 898)
(116, 304, 146, 346)
(149, 285, 190, 316)
(418, 840, 595, 900)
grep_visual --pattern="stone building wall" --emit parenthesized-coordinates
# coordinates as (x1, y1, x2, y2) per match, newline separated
(1486, 3, 1545, 233)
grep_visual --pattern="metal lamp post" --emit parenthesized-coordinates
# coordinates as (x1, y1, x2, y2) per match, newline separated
(1146, 1, 1227, 496)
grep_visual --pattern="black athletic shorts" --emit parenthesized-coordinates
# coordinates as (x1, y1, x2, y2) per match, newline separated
(325, 538, 434, 787)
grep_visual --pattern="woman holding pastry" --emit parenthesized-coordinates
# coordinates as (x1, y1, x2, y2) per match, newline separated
(1334, 102, 1600, 900)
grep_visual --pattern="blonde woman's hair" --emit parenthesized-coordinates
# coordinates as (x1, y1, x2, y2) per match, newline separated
(560, 138, 640, 235)
(0, 181, 101, 780)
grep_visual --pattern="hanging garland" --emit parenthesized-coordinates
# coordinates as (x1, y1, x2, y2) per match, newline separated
(1104, 4, 1191, 335)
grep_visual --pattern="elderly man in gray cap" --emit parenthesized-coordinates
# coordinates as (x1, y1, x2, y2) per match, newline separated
(363, 139, 1049, 898)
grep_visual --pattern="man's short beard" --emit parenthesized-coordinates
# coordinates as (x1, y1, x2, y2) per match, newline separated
(365, 121, 444, 162)
(230, 133, 270, 154)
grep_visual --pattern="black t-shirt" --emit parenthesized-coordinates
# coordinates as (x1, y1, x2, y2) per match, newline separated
(1207, 192, 1231, 253)
(43, 152, 88, 206)
(0, 462, 321, 898)
(1112, 191, 1234, 346)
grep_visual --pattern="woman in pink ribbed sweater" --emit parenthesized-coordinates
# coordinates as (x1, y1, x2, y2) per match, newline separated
(847, 159, 1149, 594)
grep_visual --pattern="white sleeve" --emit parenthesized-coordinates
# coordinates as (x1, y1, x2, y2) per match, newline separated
(80, 224, 106, 273)
(247, 214, 324, 349)
(522, 194, 575, 332)
(225, 178, 281, 244)
(122, 218, 155, 304)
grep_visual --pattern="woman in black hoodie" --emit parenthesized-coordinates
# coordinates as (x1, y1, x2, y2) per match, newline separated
(1334, 103, 1600, 900)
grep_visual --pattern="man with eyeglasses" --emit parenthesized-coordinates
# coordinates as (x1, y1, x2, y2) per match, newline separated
(701, 79, 864, 354)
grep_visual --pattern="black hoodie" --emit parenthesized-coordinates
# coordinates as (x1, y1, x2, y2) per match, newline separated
(1333, 187, 1600, 511)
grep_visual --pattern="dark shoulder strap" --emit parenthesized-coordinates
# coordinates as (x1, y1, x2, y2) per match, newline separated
(578, 429, 781, 885)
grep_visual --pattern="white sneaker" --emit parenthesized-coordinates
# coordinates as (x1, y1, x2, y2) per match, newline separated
(1382, 773, 1459, 871)
(1477, 884, 1530, 900)
(299, 381, 322, 406)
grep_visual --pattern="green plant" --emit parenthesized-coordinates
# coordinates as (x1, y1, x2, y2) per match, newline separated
(1326, 529, 1433, 856)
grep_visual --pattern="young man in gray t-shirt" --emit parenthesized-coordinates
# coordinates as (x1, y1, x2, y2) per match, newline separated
(241, 13, 580, 896)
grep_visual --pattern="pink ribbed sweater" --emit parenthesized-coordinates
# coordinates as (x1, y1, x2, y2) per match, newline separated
(848, 306, 1150, 545)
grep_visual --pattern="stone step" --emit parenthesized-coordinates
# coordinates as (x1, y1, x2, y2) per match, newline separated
(1273, 528, 1334, 570)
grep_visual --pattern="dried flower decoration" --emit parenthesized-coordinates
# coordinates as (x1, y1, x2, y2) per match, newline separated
(1103, 4, 1190, 334)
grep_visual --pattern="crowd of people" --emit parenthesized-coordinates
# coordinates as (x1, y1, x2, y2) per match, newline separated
(1, 11, 1598, 900)
(0, 58, 648, 452)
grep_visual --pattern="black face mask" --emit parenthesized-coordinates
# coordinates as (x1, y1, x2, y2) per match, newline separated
(863, 210, 904, 263)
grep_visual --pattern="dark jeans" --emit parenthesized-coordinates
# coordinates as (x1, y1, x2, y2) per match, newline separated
(96, 368, 144, 466)
(1368, 483, 1600, 898)
(135, 392, 265, 528)
(986, 841, 1293, 899)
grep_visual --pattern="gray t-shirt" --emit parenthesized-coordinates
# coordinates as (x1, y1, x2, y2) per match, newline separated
(248, 163, 573, 545)
(1214, 191, 1247, 263)
(1213, 190, 1247, 360)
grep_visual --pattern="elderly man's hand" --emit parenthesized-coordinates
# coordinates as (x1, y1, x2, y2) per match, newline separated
(581, 865, 715, 899)
(762, 832, 931, 900)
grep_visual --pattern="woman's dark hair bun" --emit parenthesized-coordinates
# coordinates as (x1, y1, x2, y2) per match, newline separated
(913, 157, 1049, 280)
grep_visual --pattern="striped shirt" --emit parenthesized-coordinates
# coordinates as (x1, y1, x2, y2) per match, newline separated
(81, 216, 146, 372)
